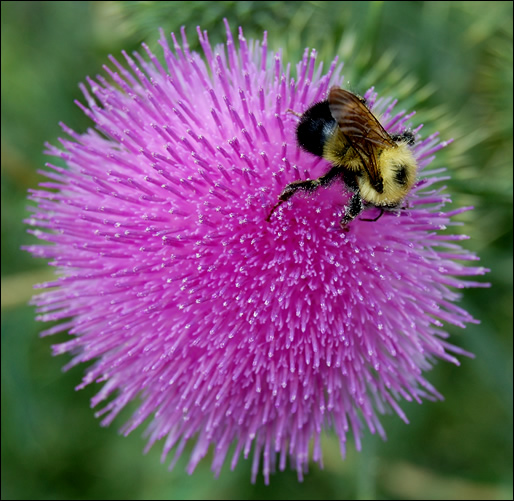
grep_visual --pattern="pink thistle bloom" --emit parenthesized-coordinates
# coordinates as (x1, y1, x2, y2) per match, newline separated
(24, 20, 489, 483)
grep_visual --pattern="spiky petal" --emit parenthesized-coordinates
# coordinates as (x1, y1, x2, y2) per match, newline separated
(24, 20, 489, 483)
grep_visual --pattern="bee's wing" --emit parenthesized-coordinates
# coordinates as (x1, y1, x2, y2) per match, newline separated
(328, 87, 396, 192)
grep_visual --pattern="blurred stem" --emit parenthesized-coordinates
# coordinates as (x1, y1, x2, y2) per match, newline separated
(363, 1, 384, 48)
(356, 433, 377, 500)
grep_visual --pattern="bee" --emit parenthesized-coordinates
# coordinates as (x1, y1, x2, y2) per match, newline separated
(266, 86, 417, 227)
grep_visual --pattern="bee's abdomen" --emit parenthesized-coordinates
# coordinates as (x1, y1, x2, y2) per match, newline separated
(296, 101, 337, 157)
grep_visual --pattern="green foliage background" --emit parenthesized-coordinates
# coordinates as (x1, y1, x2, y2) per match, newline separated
(1, 1, 512, 499)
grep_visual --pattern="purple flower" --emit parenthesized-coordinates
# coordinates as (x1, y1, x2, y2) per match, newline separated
(24, 20, 489, 483)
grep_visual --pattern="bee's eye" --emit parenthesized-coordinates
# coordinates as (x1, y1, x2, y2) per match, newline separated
(394, 165, 408, 186)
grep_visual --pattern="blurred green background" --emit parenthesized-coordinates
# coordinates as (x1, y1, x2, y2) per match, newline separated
(1, 1, 512, 499)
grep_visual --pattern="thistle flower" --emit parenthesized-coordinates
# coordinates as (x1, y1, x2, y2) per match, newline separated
(24, 20, 489, 483)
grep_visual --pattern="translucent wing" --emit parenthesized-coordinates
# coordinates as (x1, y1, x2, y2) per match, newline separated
(328, 87, 396, 192)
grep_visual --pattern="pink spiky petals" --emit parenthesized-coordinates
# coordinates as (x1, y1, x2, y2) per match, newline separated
(24, 21, 489, 483)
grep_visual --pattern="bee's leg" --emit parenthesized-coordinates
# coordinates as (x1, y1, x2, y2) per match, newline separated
(391, 131, 415, 145)
(359, 208, 385, 222)
(286, 108, 303, 117)
(266, 166, 342, 221)
(266, 179, 318, 221)
(340, 192, 364, 228)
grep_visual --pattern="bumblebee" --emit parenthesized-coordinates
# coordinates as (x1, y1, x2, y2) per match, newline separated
(266, 87, 417, 227)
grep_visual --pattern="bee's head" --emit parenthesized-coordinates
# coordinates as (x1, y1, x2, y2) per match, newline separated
(357, 142, 418, 207)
